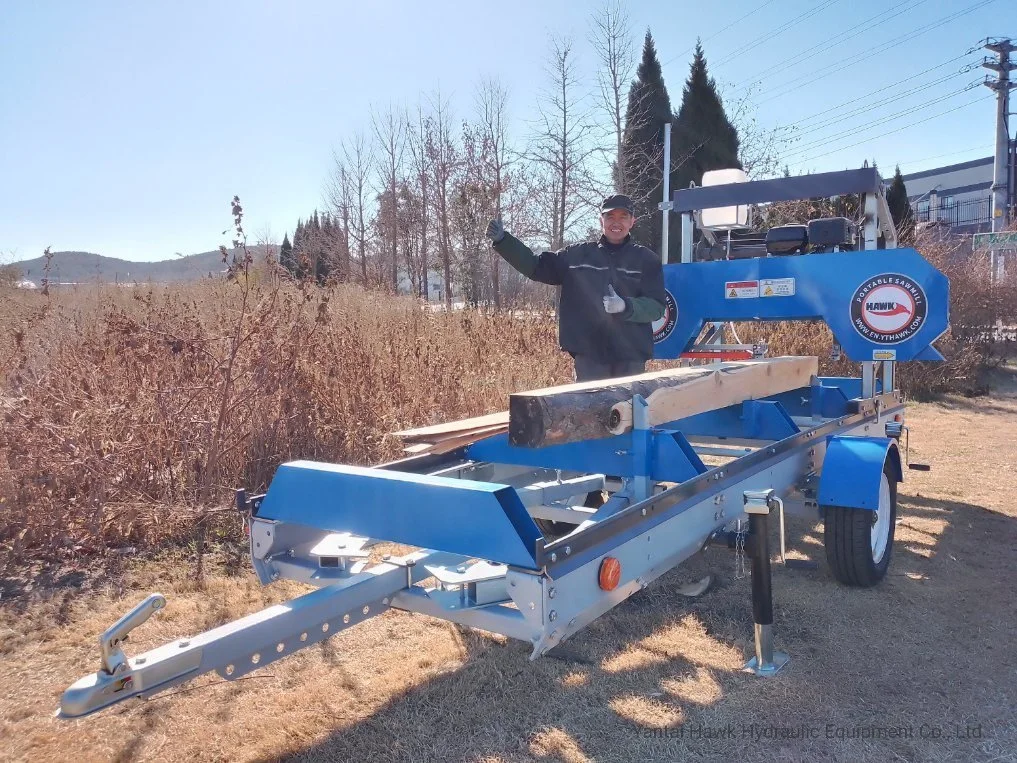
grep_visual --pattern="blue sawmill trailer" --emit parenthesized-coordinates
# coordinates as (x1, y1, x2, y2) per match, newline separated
(60, 167, 948, 718)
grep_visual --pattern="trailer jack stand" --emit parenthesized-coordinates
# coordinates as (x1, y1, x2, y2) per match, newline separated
(742, 490, 790, 677)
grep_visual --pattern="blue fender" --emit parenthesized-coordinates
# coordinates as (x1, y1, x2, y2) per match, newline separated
(818, 436, 902, 511)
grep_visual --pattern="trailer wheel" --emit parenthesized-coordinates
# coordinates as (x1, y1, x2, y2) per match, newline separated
(823, 458, 897, 587)
(534, 490, 605, 540)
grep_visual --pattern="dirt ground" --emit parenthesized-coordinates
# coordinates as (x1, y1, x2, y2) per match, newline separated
(2, 370, 1016, 763)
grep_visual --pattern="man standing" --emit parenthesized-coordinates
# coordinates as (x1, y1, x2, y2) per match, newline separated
(486, 195, 666, 382)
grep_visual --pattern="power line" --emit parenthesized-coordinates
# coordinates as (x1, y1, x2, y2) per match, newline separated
(755, 0, 998, 105)
(714, 0, 843, 70)
(775, 54, 973, 132)
(661, 0, 779, 68)
(895, 145, 994, 169)
(780, 81, 984, 161)
(785, 95, 993, 168)
(736, 0, 931, 97)
(664, 0, 842, 72)
(781, 66, 977, 136)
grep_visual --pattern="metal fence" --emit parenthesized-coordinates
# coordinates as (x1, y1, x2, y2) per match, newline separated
(913, 197, 992, 229)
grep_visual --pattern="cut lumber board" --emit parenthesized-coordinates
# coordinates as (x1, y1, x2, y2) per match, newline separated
(508, 357, 818, 448)
(397, 424, 510, 454)
(393, 411, 509, 442)
(402, 427, 506, 456)
(401, 443, 436, 455)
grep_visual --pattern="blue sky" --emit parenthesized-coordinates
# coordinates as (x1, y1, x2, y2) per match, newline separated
(0, 0, 1008, 262)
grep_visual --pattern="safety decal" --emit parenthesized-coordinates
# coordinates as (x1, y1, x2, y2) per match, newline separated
(761, 278, 795, 297)
(725, 280, 759, 299)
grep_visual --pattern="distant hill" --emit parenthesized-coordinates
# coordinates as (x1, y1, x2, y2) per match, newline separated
(9, 246, 270, 286)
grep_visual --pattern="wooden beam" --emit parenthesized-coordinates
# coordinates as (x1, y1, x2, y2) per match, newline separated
(508, 357, 818, 448)
(609, 357, 817, 435)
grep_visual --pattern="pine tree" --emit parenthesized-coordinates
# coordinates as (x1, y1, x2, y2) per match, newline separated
(672, 41, 741, 214)
(291, 219, 310, 281)
(886, 166, 915, 243)
(619, 31, 676, 257)
(317, 213, 333, 284)
(279, 233, 295, 275)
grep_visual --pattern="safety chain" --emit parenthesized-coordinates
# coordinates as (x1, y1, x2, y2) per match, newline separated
(734, 520, 747, 580)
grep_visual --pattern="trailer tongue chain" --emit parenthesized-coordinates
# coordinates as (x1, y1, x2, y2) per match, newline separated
(735, 520, 747, 581)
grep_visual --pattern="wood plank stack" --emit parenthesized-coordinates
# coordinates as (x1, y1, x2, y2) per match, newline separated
(392, 411, 509, 455)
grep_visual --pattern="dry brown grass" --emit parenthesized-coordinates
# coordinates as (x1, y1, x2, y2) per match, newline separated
(1, 372, 1015, 762)
(0, 277, 571, 574)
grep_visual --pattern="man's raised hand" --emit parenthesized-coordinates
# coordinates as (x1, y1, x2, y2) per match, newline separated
(604, 283, 626, 314)
(486, 217, 505, 244)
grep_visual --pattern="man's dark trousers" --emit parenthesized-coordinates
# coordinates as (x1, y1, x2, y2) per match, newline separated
(573, 355, 646, 383)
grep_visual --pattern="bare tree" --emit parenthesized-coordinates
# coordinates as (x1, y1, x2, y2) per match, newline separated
(325, 155, 354, 281)
(371, 104, 408, 292)
(475, 77, 511, 308)
(331, 132, 374, 284)
(725, 85, 786, 179)
(589, 1, 635, 191)
(423, 89, 458, 309)
(529, 35, 597, 249)
(407, 106, 433, 300)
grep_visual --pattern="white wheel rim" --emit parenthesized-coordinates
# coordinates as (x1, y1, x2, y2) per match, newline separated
(871, 474, 892, 563)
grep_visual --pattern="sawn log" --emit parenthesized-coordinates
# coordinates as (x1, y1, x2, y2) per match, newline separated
(508, 357, 818, 448)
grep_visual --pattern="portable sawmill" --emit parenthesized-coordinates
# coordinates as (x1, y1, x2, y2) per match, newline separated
(60, 166, 948, 719)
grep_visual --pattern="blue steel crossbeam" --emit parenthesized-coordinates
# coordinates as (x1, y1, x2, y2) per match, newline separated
(650, 249, 949, 362)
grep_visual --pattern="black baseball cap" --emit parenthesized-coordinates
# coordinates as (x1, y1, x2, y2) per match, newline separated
(600, 194, 634, 214)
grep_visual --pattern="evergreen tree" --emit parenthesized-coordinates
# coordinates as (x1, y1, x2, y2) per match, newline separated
(619, 31, 676, 258)
(279, 233, 295, 275)
(316, 213, 333, 284)
(672, 41, 741, 250)
(886, 165, 915, 243)
(291, 219, 310, 280)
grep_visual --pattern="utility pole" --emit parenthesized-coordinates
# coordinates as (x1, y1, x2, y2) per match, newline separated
(661, 122, 672, 266)
(982, 37, 1015, 280)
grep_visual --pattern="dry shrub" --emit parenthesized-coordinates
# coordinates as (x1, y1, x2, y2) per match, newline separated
(0, 277, 567, 571)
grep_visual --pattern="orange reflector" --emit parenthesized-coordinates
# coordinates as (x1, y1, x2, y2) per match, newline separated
(599, 557, 621, 591)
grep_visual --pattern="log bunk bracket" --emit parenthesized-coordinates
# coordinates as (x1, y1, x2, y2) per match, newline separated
(61, 167, 950, 719)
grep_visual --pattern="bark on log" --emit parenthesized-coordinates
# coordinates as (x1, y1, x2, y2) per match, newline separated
(508, 358, 818, 448)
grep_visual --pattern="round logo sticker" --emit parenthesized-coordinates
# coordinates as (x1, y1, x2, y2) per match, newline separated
(653, 290, 678, 343)
(850, 274, 927, 344)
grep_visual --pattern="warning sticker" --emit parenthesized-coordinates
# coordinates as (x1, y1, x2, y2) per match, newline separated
(873, 349, 897, 360)
(725, 280, 759, 299)
(760, 278, 795, 297)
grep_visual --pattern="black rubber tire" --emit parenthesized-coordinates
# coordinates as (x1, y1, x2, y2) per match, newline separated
(533, 517, 575, 540)
(534, 490, 606, 540)
(823, 458, 897, 588)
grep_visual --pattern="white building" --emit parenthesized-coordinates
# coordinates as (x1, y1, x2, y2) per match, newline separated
(396, 268, 447, 302)
(899, 156, 993, 234)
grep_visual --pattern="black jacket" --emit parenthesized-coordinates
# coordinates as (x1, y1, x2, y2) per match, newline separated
(494, 233, 666, 363)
